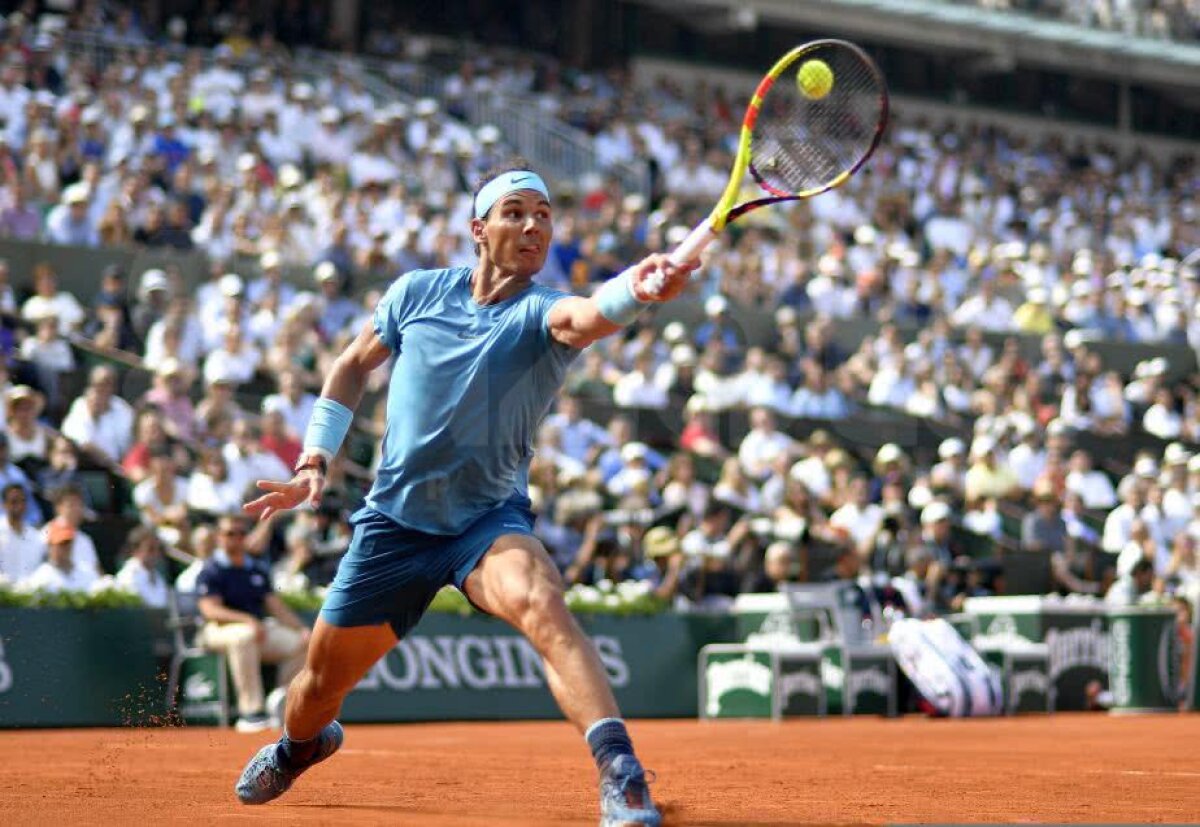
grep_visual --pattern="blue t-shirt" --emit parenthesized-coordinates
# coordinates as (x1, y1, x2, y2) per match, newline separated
(195, 554, 273, 619)
(370, 267, 579, 534)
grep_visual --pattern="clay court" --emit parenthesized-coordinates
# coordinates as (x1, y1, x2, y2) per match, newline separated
(1, 714, 1197, 825)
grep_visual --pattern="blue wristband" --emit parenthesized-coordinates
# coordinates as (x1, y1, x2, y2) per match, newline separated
(303, 398, 354, 461)
(595, 268, 648, 326)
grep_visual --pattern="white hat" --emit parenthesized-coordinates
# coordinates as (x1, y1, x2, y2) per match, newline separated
(1027, 287, 1047, 304)
(1046, 418, 1068, 437)
(218, 273, 244, 297)
(620, 442, 649, 463)
(319, 106, 341, 124)
(314, 261, 339, 282)
(971, 435, 997, 458)
(938, 438, 965, 460)
(662, 321, 687, 344)
(139, 268, 168, 296)
(1062, 329, 1084, 350)
(129, 104, 149, 123)
(1134, 457, 1159, 478)
(685, 394, 709, 414)
(1189, 455, 1200, 474)
(670, 344, 696, 366)
(921, 501, 952, 525)
(775, 306, 797, 326)
(704, 295, 728, 316)
(1070, 280, 1093, 298)
(415, 98, 438, 116)
(277, 164, 303, 189)
(259, 250, 281, 270)
(477, 124, 501, 144)
(876, 443, 904, 464)
(156, 357, 186, 377)
(291, 82, 314, 100)
(1164, 443, 1191, 466)
(63, 183, 89, 204)
(236, 153, 257, 172)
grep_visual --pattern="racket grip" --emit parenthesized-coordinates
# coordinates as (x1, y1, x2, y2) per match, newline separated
(669, 221, 716, 266)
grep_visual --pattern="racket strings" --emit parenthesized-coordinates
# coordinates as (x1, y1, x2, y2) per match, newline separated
(749, 46, 884, 197)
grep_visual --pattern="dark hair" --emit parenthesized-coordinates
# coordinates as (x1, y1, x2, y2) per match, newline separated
(2, 482, 24, 499)
(470, 156, 538, 255)
(1131, 559, 1154, 577)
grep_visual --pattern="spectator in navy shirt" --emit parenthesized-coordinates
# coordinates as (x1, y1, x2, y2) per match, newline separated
(196, 513, 310, 732)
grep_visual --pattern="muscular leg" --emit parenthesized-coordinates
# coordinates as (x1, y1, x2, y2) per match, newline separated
(283, 618, 397, 741)
(462, 534, 619, 732)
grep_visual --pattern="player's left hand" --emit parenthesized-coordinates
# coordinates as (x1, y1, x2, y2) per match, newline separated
(630, 253, 699, 304)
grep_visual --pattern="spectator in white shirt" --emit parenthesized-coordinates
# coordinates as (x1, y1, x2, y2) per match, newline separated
(1103, 485, 1145, 553)
(1065, 450, 1117, 510)
(951, 279, 1014, 332)
(175, 523, 217, 595)
(0, 483, 43, 581)
(133, 449, 190, 548)
(22, 519, 97, 594)
(203, 321, 261, 387)
(613, 351, 668, 409)
(187, 448, 247, 517)
(60, 365, 134, 464)
(261, 369, 316, 441)
(1143, 387, 1183, 440)
(1007, 427, 1047, 493)
(830, 476, 885, 554)
(21, 264, 85, 334)
(115, 527, 169, 609)
(224, 419, 291, 494)
(738, 408, 796, 482)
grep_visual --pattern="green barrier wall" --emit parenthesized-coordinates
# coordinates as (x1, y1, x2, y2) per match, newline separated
(0, 608, 168, 727)
(0, 608, 735, 727)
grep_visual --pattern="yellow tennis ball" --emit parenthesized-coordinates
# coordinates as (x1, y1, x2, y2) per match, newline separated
(797, 59, 833, 100)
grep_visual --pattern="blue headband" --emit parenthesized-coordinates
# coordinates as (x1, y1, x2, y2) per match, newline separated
(473, 170, 550, 219)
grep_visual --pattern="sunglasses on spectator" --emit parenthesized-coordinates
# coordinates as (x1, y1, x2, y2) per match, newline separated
(220, 528, 247, 537)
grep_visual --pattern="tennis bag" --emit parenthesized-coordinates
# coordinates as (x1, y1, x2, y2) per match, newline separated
(888, 618, 1003, 717)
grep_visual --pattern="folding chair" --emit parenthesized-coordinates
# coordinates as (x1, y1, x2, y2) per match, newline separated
(165, 588, 230, 727)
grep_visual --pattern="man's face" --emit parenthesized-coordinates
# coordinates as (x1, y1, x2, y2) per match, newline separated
(472, 189, 552, 278)
(48, 540, 72, 568)
(57, 494, 84, 526)
(3, 487, 25, 522)
(218, 519, 248, 553)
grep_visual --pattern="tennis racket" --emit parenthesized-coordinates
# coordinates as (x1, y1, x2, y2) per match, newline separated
(668, 39, 888, 266)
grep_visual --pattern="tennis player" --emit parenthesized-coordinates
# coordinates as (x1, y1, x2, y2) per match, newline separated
(235, 162, 695, 826)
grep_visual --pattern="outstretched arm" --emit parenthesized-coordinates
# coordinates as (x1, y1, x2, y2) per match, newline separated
(244, 319, 391, 519)
(547, 252, 697, 349)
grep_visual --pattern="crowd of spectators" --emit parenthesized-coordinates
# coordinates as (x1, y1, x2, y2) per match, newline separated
(969, 0, 1200, 41)
(0, 9, 1193, 625)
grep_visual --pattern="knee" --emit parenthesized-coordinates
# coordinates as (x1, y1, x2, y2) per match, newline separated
(512, 581, 573, 647)
(218, 624, 259, 651)
(297, 661, 358, 703)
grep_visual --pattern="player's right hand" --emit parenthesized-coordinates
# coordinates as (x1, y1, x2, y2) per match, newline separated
(243, 470, 325, 521)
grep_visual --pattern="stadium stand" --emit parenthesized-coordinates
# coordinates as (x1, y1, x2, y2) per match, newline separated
(0, 1, 1193, 629)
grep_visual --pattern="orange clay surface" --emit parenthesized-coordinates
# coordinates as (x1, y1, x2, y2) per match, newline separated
(1, 714, 1197, 825)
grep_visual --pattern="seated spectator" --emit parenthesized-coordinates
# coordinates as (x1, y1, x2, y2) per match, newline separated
(712, 456, 762, 515)
(4, 386, 51, 468)
(261, 369, 316, 441)
(187, 447, 246, 517)
(202, 321, 260, 387)
(224, 419, 291, 494)
(44, 485, 100, 575)
(1102, 485, 1144, 553)
(679, 396, 727, 459)
(20, 312, 75, 407)
(260, 409, 302, 470)
(1105, 558, 1156, 607)
(1116, 518, 1168, 578)
(1021, 483, 1068, 554)
(790, 365, 848, 419)
(613, 351, 668, 409)
(134, 448, 190, 547)
(142, 358, 197, 443)
(0, 434, 41, 525)
(737, 407, 795, 482)
(741, 540, 801, 593)
(314, 262, 359, 341)
(0, 483, 43, 581)
(22, 519, 98, 594)
(115, 527, 168, 608)
(660, 452, 710, 529)
(61, 365, 134, 465)
(679, 505, 746, 608)
(196, 514, 311, 732)
(964, 436, 1018, 502)
(21, 263, 85, 334)
(963, 497, 1003, 538)
(830, 476, 884, 555)
(43, 184, 99, 247)
(176, 523, 217, 594)
(544, 394, 610, 464)
(639, 526, 685, 602)
(1065, 449, 1116, 510)
(123, 408, 179, 484)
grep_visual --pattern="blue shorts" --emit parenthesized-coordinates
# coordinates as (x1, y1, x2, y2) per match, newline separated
(320, 496, 535, 638)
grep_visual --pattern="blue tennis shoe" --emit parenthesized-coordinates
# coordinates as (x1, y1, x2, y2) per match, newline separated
(235, 721, 344, 805)
(599, 754, 661, 826)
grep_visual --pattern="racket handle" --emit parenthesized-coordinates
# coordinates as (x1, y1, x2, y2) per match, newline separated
(669, 221, 716, 266)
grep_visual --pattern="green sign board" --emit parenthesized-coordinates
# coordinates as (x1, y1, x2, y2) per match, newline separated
(699, 647, 777, 719)
(965, 596, 1108, 710)
(1107, 607, 1178, 713)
